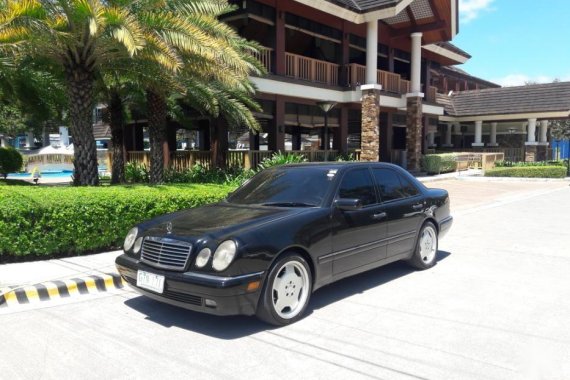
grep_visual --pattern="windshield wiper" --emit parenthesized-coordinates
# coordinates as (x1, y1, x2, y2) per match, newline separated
(262, 202, 317, 208)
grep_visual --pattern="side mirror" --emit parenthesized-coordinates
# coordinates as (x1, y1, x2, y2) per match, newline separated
(334, 198, 363, 211)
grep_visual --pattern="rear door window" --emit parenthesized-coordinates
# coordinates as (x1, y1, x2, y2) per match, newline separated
(372, 169, 407, 202)
(338, 169, 377, 206)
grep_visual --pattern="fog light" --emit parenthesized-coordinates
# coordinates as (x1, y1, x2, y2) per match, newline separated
(205, 299, 217, 308)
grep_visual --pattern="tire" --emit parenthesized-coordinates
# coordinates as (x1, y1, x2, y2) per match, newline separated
(407, 221, 438, 270)
(256, 253, 312, 326)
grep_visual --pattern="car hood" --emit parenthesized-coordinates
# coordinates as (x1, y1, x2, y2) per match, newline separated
(142, 202, 308, 240)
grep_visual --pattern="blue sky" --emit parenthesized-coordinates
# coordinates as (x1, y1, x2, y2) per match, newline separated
(454, 0, 570, 86)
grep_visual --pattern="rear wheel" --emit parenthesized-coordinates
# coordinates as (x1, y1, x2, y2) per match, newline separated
(256, 253, 312, 326)
(407, 222, 438, 270)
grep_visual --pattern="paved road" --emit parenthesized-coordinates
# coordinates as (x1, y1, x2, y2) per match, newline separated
(1, 180, 570, 380)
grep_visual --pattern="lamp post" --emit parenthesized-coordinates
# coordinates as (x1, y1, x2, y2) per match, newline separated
(317, 101, 336, 161)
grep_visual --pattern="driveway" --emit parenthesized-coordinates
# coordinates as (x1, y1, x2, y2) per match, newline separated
(1, 180, 569, 379)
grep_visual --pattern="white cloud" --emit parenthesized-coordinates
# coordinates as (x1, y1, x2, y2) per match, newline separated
(491, 74, 570, 87)
(459, 0, 495, 23)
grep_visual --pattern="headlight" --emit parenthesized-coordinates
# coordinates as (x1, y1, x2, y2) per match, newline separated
(123, 227, 138, 251)
(195, 248, 211, 268)
(212, 240, 237, 271)
(133, 237, 143, 254)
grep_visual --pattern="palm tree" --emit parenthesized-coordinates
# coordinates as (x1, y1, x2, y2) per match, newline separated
(1, 0, 146, 185)
(127, 0, 265, 182)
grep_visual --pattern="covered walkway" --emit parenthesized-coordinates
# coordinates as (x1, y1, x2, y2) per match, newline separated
(433, 81, 570, 161)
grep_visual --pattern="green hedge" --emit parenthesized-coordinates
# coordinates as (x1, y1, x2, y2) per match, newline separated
(484, 166, 567, 178)
(421, 153, 457, 174)
(0, 184, 233, 259)
(494, 160, 566, 168)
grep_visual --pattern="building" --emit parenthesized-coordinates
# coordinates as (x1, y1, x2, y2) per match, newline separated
(118, 0, 463, 171)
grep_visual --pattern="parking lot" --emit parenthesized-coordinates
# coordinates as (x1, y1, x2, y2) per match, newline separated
(1, 179, 569, 380)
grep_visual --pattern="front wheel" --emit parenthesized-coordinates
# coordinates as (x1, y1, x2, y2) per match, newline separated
(256, 253, 312, 326)
(407, 222, 438, 270)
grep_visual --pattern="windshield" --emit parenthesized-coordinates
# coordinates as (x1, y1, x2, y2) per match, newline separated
(227, 166, 337, 206)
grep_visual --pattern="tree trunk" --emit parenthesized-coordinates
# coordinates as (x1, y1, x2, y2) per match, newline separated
(210, 118, 228, 169)
(146, 89, 167, 184)
(65, 65, 98, 186)
(109, 90, 125, 184)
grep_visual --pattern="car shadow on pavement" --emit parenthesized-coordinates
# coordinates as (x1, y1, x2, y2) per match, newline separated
(308, 250, 451, 314)
(124, 250, 451, 340)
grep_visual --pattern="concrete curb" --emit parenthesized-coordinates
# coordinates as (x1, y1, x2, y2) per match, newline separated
(0, 273, 126, 308)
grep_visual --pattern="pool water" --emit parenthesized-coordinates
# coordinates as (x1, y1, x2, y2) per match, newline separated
(8, 170, 74, 179)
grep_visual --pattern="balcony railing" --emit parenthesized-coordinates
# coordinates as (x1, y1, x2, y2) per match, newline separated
(126, 150, 359, 170)
(285, 53, 340, 86)
(248, 49, 440, 102)
(250, 46, 273, 73)
(346, 63, 439, 101)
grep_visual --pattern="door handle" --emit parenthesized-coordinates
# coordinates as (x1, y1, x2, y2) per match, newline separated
(372, 212, 387, 220)
(412, 203, 424, 211)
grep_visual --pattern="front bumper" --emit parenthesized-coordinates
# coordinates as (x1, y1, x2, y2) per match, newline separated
(115, 254, 265, 316)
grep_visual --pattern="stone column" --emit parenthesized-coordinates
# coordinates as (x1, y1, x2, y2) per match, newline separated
(25, 131, 34, 149)
(472, 120, 484, 147)
(360, 20, 381, 162)
(406, 96, 423, 171)
(360, 86, 381, 161)
(0, 136, 8, 148)
(537, 120, 549, 161)
(525, 118, 538, 162)
(442, 123, 453, 147)
(405, 32, 424, 172)
(488, 122, 498, 146)
(366, 20, 378, 85)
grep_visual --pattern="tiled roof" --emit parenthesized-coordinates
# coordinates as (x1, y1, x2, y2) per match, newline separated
(93, 123, 111, 139)
(326, 0, 402, 13)
(439, 66, 500, 88)
(440, 82, 570, 117)
(434, 42, 471, 59)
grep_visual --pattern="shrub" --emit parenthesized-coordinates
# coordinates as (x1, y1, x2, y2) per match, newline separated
(494, 160, 566, 168)
(336, 152, 358, 162)
(0, 147, 23, 178)
(421, 153, 457, 174)
(484, 166, 567, 178)
(258, 152, 307, 170)
(125, 161, 149, 183)
(0, 184, 234, 259)
(163, 164, 255, 186)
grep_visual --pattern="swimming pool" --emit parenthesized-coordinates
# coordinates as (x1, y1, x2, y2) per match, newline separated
(8, 170, 74, 179)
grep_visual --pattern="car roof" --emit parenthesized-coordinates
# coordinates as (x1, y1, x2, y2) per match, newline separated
(278, 162, 403, 171)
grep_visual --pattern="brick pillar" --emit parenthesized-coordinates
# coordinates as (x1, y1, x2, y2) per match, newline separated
(525, 145, 537, 162)
(406, 96, 423, 171)
(360, 88, 381, 162)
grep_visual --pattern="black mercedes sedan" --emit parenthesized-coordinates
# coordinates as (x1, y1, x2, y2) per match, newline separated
(116, 162, 452, 325)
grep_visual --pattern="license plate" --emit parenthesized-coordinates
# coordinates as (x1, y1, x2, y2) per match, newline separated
(136, 270, 165, 294)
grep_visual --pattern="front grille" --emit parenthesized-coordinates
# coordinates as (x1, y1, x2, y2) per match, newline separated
(162, 290, 203, 306)
(141, 237, 192, 271)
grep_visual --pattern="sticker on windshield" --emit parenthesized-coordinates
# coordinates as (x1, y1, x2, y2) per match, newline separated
(327, 169, 338, 180)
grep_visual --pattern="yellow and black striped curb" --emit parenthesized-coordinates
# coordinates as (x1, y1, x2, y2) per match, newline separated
(0, 273, 126, 308)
